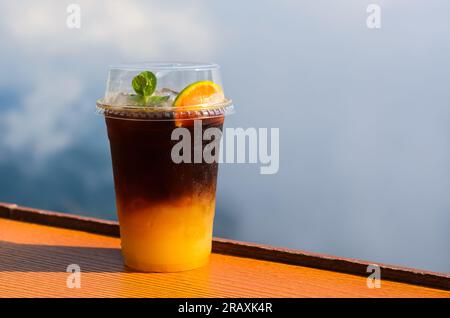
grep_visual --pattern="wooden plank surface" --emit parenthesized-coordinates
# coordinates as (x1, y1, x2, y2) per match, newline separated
(1, 218, 449, 298)
(1, 202, 449, 291)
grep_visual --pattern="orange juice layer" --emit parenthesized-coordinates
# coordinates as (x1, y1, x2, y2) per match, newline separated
(117, 197, 216, 272)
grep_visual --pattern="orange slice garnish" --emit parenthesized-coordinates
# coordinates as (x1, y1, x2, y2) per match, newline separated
(173, 81, 224, 127)
(174, 81, 224, 107)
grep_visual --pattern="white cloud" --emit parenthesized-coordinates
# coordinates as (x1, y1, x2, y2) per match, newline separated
(1, 74, 85, 163)
(2, 0, 216, 60)
(0, 0, 217, 162)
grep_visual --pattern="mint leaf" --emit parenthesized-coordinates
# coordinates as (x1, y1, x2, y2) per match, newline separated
(140, 71, 157, 94)
(132, 74, 148, 96)
(132, 71, 156, 97)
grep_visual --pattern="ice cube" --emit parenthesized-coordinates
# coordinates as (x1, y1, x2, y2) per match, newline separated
(104, 89, 179, 107)
(153, 88, 179, 107)
(106, 92, 142, 106)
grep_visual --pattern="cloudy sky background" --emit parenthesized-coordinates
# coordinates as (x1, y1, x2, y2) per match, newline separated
(0, 0, 450, 273)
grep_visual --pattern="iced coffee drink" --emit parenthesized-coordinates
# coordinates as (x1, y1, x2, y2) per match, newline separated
(97, 63, 232, 272)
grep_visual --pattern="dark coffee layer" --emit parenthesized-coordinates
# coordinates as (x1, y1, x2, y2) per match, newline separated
(106, 116, 224, 213)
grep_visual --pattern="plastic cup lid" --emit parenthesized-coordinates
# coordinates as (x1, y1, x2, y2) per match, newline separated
(96, 62, 233, 121)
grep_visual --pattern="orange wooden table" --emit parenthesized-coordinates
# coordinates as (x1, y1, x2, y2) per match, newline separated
(0, 202, 449, 298)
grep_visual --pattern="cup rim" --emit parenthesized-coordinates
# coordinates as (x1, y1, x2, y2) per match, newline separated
(96, 98, 234, 121)
(108, 61, 220, 72)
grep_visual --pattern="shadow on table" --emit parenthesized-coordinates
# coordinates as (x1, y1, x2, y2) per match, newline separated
(0, 240, 124, 272)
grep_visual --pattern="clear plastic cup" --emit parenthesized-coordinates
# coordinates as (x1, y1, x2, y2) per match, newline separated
(96, 62, 233, 272)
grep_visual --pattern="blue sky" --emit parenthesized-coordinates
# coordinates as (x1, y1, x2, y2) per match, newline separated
(0, 0, 450, 273)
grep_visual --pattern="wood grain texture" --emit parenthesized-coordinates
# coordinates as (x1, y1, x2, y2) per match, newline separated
(1, 218, 449, 298)
(213, 238, 450, 291)
(1, 202, 449, 291)
(0, 202, 119, 237)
